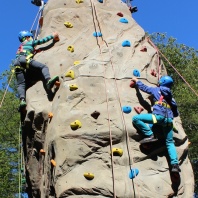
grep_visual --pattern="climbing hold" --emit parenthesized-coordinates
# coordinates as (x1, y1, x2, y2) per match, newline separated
(76, 0, 83, 3)
(188, 141, 191, 145)
(84, 172, 94, 180)
(67, 45, 74, 52)
(140, 46, 147, 52)
(65, 70, 75, 79)
(129, 168, 139, 179)
(112, 148, 123, 156)
(93, 32, 102, 37)
(40, 149, 45, 155)
(150, 69, 157, 77)
(133, 69, 140, 77)
(55, 81, 61, 87)
(69, 84, 78, 91)
(122, 106, 132, 114)
(51, 159, 56, 167)
(98, 0, 103, 3)
(64, 22, 73, 28)
(119, 18, 128, 23)
(122, 40, 131, 47)
(130, 80, 136, 88)
(74, 61, 80, 65)
(117, 12, 124, 17)
(91, 111, 100, 119)
(48, 112, 53, 119)
(134, 106, 144, 114)
(70, 120, 82, 130)
(39, 16, 43, 27)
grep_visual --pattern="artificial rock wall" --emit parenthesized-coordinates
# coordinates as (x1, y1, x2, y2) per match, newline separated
(23, 0, 194, 197)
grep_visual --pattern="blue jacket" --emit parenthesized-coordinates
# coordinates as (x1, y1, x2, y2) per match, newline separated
(136, 81, 179, 118)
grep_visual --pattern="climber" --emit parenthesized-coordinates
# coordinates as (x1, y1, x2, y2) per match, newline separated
(13, 30, 59, 111)
(132, 76, 181, 173)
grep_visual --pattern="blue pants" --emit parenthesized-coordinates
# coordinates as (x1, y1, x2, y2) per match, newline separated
(132, 113, 178, 165)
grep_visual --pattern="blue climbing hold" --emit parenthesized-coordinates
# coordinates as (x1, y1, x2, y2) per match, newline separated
(119, 18, 128, 23)
(93, 32, 102, 37)
(122, 40, 131, 47)
(133, 69, 140, 77)
(129, 168, 139, 179)
(122, 106, 132, 114)
(98, 0, 103, 2)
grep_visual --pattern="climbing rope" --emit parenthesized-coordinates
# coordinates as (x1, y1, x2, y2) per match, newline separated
(90, 1, 140, 197)
(89, 1, 116, 197)
(147, 37, 198, 97)
(0, 72, 14, 108)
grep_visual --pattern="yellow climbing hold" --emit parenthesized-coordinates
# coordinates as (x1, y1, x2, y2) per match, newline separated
(84, 172, 94, 180)
(64, 22, 73, 28)
(74, 61, 80, 66)
(65, 70, 75, 79)
(51, 159, 56, 167)
(69, 84, 78, 91)
(112, 148, 123, 156)
(67, 45, 74, 52)
(76, 0, 83, 4)
(70, 120, 82, 130)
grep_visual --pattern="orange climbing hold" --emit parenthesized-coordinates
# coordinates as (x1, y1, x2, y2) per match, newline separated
(55, 81, 60, 87)
(51, 159, 56, 167)
(48, 112, 53, 119)
(140, 46, 147, 52)
(134, 106, 144, 114)
(40, 149, 45, 155)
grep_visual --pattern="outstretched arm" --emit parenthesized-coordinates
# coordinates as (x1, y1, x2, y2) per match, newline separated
(132, 77, 156, 95)
(33, 32, 59, 46)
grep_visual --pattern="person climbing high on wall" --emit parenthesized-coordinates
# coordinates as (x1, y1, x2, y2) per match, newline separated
(13, 30, 59, 111)
(131, 76, 181, 173)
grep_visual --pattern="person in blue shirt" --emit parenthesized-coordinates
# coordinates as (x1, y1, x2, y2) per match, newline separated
(132, 76, 181, 173)
(13, 30, 59, 111)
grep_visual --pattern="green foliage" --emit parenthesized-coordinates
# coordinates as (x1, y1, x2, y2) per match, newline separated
(150, 33, 198, 193)
(0, 71, 20, 197)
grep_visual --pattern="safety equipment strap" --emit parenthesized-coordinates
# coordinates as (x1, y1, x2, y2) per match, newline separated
(152, 114, 157, 124)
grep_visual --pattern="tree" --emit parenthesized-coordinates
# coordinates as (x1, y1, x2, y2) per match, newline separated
(150, 33, 198, 193)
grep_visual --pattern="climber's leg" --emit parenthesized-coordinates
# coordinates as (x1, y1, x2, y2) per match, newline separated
(163, 118, 180, 172)
(29, 60, 51, 81)
(132, 114, 154, 137)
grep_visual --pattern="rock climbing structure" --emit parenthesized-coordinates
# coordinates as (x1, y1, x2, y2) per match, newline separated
(21, 0, 194, 197)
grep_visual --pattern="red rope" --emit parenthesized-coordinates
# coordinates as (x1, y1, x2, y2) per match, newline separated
(148, 37, 198, 97)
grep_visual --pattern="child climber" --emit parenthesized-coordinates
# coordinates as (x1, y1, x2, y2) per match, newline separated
(13, 30, 59, 111)
(132, 76, 181, 173)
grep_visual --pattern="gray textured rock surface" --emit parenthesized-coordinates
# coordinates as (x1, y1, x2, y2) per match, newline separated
(23, 0, 194, 197)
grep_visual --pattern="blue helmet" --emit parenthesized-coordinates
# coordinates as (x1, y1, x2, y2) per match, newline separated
(18, 31, 33, 42)
(158, 76, 173, 88)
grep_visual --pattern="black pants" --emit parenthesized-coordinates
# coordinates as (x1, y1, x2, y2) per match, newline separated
(14, 55, 50, 100)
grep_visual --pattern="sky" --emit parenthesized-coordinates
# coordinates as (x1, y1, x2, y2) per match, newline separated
(0, 0, 198, 76)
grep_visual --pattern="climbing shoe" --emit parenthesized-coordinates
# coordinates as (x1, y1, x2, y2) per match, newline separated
(139, 134, 158, 144)
(18, 99, 27, 112)
(171, 164, 181, 173)
(46, 76, 59, 90)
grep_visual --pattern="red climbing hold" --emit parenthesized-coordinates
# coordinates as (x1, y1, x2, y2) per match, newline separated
(134, 106, 144, 114)
(140, 46, 147, 52)
(117, 12, 124, 17)
(130, 80, 136, 88)
(150, 69, 157, 77)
